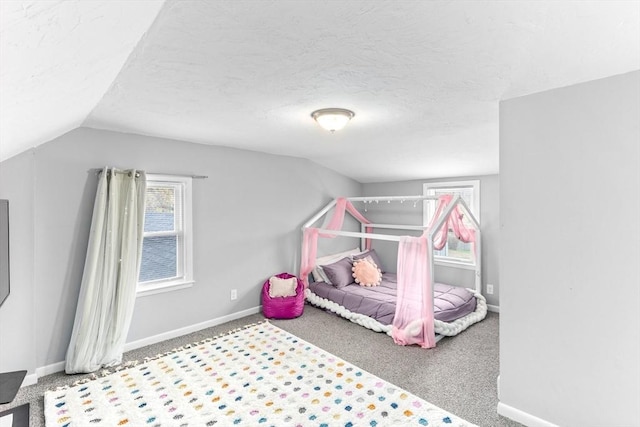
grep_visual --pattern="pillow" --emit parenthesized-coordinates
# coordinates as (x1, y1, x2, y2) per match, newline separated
(312, 247, 361, 283)
(268, 276, 298, 298)
(321, 257, 354, 288)
(352, 249, 385, 273)
(312, 264, 332, 283)
(352, 256, 382, 287)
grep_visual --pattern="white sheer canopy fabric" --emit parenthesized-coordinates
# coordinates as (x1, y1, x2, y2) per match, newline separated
(65, 168, 146, 374)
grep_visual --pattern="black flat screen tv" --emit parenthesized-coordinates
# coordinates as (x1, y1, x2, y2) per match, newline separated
(0, 200, 9, 307)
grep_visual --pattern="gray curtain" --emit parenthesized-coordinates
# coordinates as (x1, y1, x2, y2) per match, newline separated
(65, 167, 146, 374)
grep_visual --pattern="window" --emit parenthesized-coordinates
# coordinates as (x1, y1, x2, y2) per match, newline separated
(138, 174, 193, 296)
(423, 180, 480, 267)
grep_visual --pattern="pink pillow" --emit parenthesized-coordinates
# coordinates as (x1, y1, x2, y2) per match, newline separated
(352, 256, 381, 287)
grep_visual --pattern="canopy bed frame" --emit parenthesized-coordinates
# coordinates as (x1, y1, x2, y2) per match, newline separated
(300, 195, 487, 348)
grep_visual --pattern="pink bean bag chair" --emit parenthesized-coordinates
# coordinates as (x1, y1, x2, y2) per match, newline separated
(261, 273, 305, 319)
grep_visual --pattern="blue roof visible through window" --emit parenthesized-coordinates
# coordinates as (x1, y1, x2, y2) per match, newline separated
(140, 235, 177, 282)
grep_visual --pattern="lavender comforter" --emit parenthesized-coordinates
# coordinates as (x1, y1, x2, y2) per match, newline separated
(308, 272, 477, 325)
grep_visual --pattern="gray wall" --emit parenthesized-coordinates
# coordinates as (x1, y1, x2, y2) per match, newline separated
(0, 127, 361, 373)
(363, 175, 500, 307)
(0, 151, 36, 378)
(499, 71, 640, 426)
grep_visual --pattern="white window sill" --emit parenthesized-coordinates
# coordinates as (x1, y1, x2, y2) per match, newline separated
(136, 280, 195, 297)
(434, 259, 477, 270)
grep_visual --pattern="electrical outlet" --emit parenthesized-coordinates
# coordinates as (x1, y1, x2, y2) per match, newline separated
(230, 289, 238, 300)
(486, 284, 494, 295)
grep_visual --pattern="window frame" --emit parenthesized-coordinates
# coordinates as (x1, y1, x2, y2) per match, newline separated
(423, 180, 480, 269)
(137, 174, 194, 297)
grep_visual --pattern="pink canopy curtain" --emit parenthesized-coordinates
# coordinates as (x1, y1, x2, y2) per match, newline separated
(300, 198, 372, 286)
(392, 234, 435, 348)
(431, 194, 476, 251)
(392, 194, 476, 348)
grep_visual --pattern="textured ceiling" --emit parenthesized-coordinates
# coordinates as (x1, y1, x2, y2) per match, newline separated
(0, 0, 165, 161)
(2, 1, 639, 182)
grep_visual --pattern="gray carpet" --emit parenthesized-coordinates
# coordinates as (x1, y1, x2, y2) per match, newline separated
(0, 305, 522, 427)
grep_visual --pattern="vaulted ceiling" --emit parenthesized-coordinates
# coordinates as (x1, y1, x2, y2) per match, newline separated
(2, 0, 639, 182)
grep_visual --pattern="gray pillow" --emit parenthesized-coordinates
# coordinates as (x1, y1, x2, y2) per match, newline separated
(321, 257, 354, 288)
(353, 249, 385, 273)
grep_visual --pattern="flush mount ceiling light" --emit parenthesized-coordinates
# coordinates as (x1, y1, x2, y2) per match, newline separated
(311, 108, 355, 133)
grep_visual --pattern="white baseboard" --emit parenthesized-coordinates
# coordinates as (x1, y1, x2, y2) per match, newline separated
(36, 361, 65, 379)
(497, 401, 559, 427)
(487, 304, 500, 313)
(22, 372, 38, 387)
(123, 305, 262, 352)
(33, 305, 262, 384)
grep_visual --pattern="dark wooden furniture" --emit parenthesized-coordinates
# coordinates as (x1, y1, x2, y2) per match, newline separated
(0, 371, 26, 405)
(0, 402, 29, 427)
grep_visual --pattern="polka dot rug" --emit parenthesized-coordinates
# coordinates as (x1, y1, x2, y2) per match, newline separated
(45, 321, 475, 426)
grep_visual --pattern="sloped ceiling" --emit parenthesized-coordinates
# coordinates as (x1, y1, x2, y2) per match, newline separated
(2, 1, 639, 183)
(0, 0, 165, 162)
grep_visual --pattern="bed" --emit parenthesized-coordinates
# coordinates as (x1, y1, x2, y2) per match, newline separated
(309, 273, 478, 325)
(306, 270, 486, 338)
(300, 195, 488, 347)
